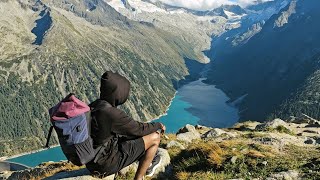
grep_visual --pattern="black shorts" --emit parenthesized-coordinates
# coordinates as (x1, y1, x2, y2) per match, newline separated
(87, 137, 145, 176)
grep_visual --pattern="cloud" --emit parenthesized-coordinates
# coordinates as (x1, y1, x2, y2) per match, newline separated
(157, 0, 273, 11)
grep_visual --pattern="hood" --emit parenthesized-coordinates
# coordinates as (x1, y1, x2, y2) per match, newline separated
(49, 93, 90, 121)
(100, 71, 130, 107)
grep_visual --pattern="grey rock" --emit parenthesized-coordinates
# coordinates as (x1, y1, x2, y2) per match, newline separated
(266, 170, 299, 180)
(262, 161, 268, 166)
(254, 137, 281, 146)
(274, 1, 296, 28)
(293, 114, 320, 125)
(118, 162, 138, 176)
(195, 125, 208, 130)
(177, 132, 201, 143)
(176, 124, 201, 143)
(166, 140, 185, 150)
(230, 156, 237, 164)
(177, 124, 198, 134)
(304, 138, 316, 145)
(256, 119, 289, 131)
(202, 128, 226, 138)
(201, 128, 236, 139)
(117, 148, 171, 178)
(152, 148, 171, 177)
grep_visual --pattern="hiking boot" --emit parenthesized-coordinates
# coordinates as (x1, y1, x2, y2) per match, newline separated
(146, 151, 162, 177)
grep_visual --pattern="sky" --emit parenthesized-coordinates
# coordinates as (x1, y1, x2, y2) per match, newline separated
(157, 0, 273, 11)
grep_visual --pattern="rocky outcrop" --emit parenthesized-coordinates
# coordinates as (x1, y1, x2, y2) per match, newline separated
(0, 148, 170, 180)
(2, 118, 320, 180)
(274, 0, 296, 28)
(119, 148, 171, 178)
(201, 128, 237, 139)
(291, 114, 320, 127)
(255, 118, 289, 131)
(266, 170, 299, 180)
(176, 124, 201, 143)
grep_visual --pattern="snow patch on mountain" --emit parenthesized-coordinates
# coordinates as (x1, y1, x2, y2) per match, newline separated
(128, 0, 167, 13)
(105, 0, 126, 12)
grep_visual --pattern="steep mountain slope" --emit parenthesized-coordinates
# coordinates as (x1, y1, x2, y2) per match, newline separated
(105, 0, 234, 63)
(0, 0, 202, 156)
(206, 0, 320, 121)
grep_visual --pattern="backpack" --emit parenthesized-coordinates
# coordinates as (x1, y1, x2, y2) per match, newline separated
(45, 93, 96, 166)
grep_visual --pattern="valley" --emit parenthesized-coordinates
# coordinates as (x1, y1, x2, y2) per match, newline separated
(0, 0, 319, 160)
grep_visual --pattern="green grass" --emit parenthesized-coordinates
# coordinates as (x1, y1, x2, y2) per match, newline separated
(166, 138, 320, 180)
(266, 125, 295, 135)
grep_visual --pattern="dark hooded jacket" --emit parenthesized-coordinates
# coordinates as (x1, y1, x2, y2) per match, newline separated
(89, 71, 162, 149)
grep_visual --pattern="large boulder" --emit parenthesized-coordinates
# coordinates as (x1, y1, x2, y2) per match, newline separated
(255, 119, 289, 131)
(201, 128, 237, 139)
(176, 132, 201, 143)
(119, 148, 171, 178)
(265, 170, 299, 180)
(176, 124, 201, 143)
(177, 124, 198, 134)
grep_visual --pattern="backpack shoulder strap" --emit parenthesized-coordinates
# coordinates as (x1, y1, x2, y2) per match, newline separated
(45, 125, 54, 148)
(85, 111, 92, 134)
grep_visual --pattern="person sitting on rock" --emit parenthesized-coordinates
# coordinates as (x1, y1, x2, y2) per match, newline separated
(86, 71, 166, 180)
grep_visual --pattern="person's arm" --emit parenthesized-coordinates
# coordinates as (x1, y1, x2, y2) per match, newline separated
(109, 107, 162, 137)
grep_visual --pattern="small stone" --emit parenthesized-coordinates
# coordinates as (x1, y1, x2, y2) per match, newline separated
(231, 156, 237, 164)
(201, 128, 236, 139)
(195, 125, 207, 129)
(304, 138, 316, 145)
(163, 135, 169, 140)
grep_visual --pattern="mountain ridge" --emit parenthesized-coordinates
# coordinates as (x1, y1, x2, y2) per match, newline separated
(205, 0, 320, 121)
(0, 0, 203, 156)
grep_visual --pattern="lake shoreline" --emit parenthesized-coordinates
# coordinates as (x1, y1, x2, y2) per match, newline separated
(1, 144, 60, 161)
(149, 91, 177, 123)
(2, 92, 178, 161)
(2, 91, 177, 161)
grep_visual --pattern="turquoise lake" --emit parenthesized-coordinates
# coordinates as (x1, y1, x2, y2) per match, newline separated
(8, 78, 239, 167)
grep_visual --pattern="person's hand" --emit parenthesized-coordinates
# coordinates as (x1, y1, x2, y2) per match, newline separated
(160, 123, 166, 134)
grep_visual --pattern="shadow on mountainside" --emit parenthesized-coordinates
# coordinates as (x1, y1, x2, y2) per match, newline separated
(171, 57, 207, 90)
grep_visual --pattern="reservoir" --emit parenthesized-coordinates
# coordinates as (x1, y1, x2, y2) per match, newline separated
(8, 78, 239, 167)
(154, 78, 239, 133)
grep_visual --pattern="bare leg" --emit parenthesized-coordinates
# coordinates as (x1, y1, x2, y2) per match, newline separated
(134, 132, 160, 180)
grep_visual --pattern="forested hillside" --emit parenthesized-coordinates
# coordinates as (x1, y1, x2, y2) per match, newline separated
(0, 0, 201, 156)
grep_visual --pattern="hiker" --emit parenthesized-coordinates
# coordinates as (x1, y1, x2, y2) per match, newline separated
(86, 71, 166, 180)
